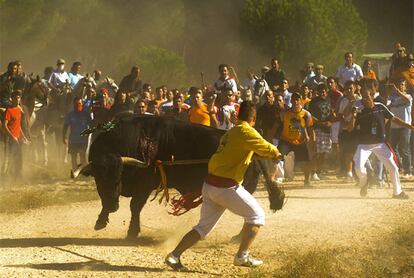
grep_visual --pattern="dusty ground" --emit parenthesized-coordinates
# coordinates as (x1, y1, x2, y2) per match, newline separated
(0, 174, 413, 277)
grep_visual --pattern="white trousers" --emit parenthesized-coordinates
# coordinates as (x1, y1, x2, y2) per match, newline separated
(353, 143, 402, 195)
(193, 182, 265, 239)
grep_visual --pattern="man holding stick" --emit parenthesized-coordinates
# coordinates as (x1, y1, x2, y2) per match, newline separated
(165, 101, 283, 271)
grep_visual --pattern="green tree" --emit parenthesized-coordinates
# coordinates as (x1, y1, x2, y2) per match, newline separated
(115, 46, 189, 89)
(241, 0, 368, 76)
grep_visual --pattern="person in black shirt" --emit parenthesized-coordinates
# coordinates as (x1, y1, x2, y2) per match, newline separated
(350, 89, 413, 199)
(265, 58, 286, 91)
(308, 84, 333, 179)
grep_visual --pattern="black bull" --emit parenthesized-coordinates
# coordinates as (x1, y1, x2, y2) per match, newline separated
(77, 115, 283, 238)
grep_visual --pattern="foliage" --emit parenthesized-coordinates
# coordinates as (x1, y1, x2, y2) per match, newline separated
(115, 46, 189, 89)
(241, 0, 368, 75)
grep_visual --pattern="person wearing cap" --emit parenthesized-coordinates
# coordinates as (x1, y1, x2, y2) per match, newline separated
(306, 64, 327, 91)
(48, 58, 70, 93)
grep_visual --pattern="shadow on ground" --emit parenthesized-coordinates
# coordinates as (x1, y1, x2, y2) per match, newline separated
(5, 260, 166, 273)
(0, 236, 162, 248)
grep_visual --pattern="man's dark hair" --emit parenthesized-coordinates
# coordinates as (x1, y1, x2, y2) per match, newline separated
(188, 86, 199, 96)
(344, 51, 353, 58)
(291, 92, 301, 101)
(143, 83, 151, 91)
(72, 61, 81, 67)
(218, 64, 228, 71)
(327, 76, 336, 83)
(238, 100, 256, 122)
(344, 80, 356, 88)
(130, 65, 140, 73)
(317, 83, 328, 93)
(11, 90, 22, 98)
(73, 96, 82, 104)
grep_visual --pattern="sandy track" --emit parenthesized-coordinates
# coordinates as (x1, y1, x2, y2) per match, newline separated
(1, 177, 413, 277)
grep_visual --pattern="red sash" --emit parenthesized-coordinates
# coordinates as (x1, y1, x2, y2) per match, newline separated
(205, 174, 238, 188)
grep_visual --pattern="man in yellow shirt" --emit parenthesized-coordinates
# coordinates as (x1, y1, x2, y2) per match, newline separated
(279, 92, 314, 186)
(165, 101, 282, 271)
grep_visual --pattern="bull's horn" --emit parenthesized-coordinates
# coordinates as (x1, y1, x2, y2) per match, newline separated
(72, 162, 92, 178)
(120, 157, 148, 168)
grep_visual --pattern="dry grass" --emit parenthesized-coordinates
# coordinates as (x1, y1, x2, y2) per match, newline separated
(0, 181, 99, 214)
(246, 223, 414, 278)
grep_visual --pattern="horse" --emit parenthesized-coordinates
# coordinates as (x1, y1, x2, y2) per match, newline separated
(96, 76, 119, 99)
(46, 80, 74, 163)
(73, 74, 96, 99)
(21, 76, 51, 166)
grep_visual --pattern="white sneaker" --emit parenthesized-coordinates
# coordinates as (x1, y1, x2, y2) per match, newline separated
(234, 252, 263, 267)
(165, 253, 187, 271)
(311, 173, 320, 181)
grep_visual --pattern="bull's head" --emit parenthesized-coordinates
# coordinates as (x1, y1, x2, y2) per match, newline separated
(75, 155, 147, 213)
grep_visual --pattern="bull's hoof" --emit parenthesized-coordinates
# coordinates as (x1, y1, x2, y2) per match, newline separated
(94, 219, 108, 230)
(126, 227, 140, 239)
(125, 233, 139, 240)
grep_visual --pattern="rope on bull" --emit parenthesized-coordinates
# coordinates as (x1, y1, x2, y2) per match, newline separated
(149, 155, 280, 206)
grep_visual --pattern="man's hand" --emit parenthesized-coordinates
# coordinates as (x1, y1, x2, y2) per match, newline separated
(63, 138, 68, 145)
(274, 153, 284, 162)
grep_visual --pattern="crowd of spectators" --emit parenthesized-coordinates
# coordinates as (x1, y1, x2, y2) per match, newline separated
(1, 42, 413, 199)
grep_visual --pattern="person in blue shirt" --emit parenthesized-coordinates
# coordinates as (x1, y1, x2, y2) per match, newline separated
(68, 61, 83, 89)
(63, 97, 92, 176)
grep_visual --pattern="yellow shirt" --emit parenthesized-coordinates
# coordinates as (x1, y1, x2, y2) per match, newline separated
(188, 103, 210, 126)
(208, 121, 281, 183)
(281, 109, 313, 145)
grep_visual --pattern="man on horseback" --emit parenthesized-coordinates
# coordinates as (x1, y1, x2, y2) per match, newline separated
(68, 61, 84, 89)
(48, 59, 70, 94)
(0, 61, 20, 108)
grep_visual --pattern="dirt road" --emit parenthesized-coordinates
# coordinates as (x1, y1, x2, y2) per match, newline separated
(1, 176, 413, 277)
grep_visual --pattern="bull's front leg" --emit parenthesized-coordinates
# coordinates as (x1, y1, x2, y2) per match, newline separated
(127, 190, 151, 239)
(94, 208, 109, 230)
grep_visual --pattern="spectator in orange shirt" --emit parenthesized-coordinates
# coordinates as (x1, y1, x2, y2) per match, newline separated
(3, 90, 28, 179)
(362, 60, 377, 81)
(188, 87, 211, 127)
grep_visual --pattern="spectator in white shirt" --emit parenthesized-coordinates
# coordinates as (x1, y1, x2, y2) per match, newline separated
(48, 58, 70, 93)
(336, 52, 363, 87)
